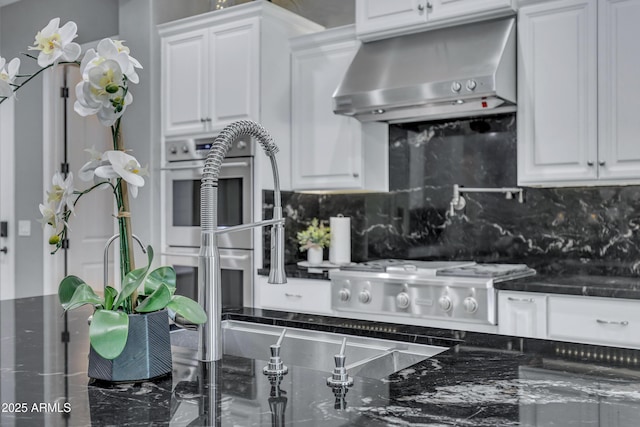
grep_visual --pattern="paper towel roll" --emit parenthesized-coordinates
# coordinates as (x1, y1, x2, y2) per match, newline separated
(329, 215, 351, 265)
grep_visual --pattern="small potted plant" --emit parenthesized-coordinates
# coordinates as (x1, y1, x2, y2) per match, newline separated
(297, 218, 331, 265)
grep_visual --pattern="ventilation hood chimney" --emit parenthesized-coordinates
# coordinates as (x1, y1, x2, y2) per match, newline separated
(333, 17, 516, 123)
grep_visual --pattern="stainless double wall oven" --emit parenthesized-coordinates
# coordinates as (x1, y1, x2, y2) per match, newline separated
(163, 136, 255, 308)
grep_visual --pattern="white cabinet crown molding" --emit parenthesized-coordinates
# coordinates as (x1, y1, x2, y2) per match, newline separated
(158, 1, 323, 37)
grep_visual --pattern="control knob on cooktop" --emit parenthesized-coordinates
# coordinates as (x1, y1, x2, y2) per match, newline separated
(463, 297, 479, 313)
(396, 292, 410, 309)
(358, 290, 371, 304)
(438, 295, 453, 312)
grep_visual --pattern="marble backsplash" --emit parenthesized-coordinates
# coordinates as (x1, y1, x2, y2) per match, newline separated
(263, 113, 640, 276)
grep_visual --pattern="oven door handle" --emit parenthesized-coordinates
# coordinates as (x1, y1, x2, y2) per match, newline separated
(162, 161, 250, 171)
(163, 252, 250, 261)
(163, 252, 198, 258)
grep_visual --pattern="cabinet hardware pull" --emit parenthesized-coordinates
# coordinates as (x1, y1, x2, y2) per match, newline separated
(596, 319, 629, 326)
(427, 1, 433, 9)
(598, 161, 606, 166)
(284, 293, 302, 298)
(417, 3, 424, 11)
(507, 297, 534, 303)
(587, 161, 594, 166)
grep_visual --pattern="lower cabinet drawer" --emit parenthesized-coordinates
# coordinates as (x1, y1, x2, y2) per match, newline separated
(547, 295, 640, 348)
(258, 277, 332, 315)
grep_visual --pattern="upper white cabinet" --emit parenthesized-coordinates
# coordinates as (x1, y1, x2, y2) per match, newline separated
(355, 0, 515, 41)
(162, 19, 258, 136)
(518, 0, 640, 186)
(162, 29, 210, 136)
(290, 26, 388, 192)
(159, 2, 324, 159)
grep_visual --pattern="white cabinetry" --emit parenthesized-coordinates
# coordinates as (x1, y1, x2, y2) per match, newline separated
(162, 29, 210, 136)
(355, 0, 514, 41)
(159, 2, 324, 192)
(290, 25, 388, 192)
(518, 0, 640, 186)
(161, 19, 258, 136)
(498, 291, 546, 338)
(256, 276, 332, 315)
(547, 294, 640, 349)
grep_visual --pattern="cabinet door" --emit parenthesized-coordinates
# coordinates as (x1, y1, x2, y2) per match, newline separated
(209, 18, 259, 131)
(428, 0, 513, 22)
(356, 0, 427, 38)
(597, 0, 640, 181)
(162, 29, 209, 136)
(498, 291, 546, 338)
(517, 0, 598, 185)
(257, 276, 332, 315)
(291, 40, 365, 191)
(548, 295, 640, 348)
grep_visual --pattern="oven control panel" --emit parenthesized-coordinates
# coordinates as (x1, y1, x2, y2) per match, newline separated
(330, 276, 496, 325)
(166, 136, 254, 162)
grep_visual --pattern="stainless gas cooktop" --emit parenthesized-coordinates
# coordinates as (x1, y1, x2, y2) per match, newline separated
(330, 259, 536, 326)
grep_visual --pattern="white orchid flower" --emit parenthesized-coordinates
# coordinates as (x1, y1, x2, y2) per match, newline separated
(94, 151, 147, 198)
(47, 172, 75, 214)
(78, 147, 107, 181)
(95, 38, 143, 84)
(74, 59, 133, 126)
(0, 57, 20, 98)
(38, 203, 57, 229)
(28, 18, 81, 67)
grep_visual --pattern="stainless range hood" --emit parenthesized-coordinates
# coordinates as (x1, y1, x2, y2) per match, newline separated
(333, 17, 516, 123)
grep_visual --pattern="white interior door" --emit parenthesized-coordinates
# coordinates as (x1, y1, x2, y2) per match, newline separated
(0, 98, 15, 300)
(64, 66, 115, 293)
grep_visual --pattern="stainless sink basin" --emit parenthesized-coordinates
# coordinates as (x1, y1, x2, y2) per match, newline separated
(171, 320, 448, 379)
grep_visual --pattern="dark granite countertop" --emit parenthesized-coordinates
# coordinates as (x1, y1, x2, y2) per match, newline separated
(496, 273, 640, 299)
(3, 295, 640, 426)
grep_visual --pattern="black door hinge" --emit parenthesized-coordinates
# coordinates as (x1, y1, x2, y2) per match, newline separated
(61, 238, 70, 250)
(60, 87, 69, 98)
(61, 162, 69, 174)
(61, 330, 70, 343)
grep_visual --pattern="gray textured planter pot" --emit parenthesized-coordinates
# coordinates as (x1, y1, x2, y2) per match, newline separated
(88, 309, 173, 382)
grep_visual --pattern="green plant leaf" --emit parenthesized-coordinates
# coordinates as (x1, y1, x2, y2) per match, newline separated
(58, 275, 86, 306)
(89, 309, 129, 360)
(113, 245, 154, 310)
(167, 295, 207, 324)
(135, 283, 172, 313)
(144, 266, 176, 295)
(62, 283, 104, 311)
(104, 286, 118, 311)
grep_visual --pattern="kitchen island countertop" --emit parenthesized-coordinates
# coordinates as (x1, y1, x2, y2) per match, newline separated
(2, 295, 640, 426)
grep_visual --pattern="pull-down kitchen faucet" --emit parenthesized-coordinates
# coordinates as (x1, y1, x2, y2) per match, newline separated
(198, 120, 287, 362)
